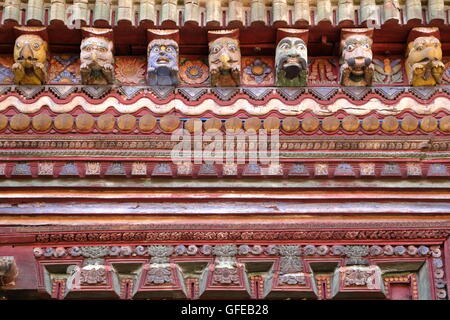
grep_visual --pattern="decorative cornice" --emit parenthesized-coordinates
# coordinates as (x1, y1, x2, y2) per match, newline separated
(1, 112, 450, 136)
(5, 220, 450, 233)
(29, 229, 450, 244)
(1, 87, 450, 117)
(32, 244, 440, 260)
(1, 159, 450, 179)
(29, 243, 447, 300)
(1, 1, 448, 29)
(0, 135, 445, 152)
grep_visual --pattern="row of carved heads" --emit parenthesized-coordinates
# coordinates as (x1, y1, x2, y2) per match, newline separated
(11, 27, 444, 87)
(12, 26, 116, 86)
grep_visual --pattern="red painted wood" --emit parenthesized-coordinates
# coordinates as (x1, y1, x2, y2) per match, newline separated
(390, 283, 412, 300)
(444, 237, 450, 300)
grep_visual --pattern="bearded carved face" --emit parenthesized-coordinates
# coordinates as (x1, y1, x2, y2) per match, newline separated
(340, 35, 374, 86)
(80, 36, 114, 85)
(275, 37, 308, 86)
(341, 35, 373, 70)
(209, 37, 241, 87)
(80, 37, 114, 70)
(405, 36, 444, 86)
(14, 34, 48, 68)
(147, 39, 179, 86)
(12, 34, 48, 85)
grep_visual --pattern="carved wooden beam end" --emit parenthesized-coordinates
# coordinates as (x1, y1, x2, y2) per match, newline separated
(0, 256, 18, 287)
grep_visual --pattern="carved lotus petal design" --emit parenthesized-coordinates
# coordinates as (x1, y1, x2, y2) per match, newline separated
(180, 60, 209, 85)
(115, 57, 146, 84)
(344, 269, 373, 287)
(244, 59, 272, 84)
(147, 266, 172, 284)
(212, 267, 240, 285)
(79, 268, 107, 285)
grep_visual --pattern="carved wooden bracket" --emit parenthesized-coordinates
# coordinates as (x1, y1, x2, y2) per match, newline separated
(0, 256, 18, 287)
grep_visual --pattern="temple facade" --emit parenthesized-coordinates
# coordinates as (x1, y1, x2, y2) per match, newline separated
(0, 0, 450, 300)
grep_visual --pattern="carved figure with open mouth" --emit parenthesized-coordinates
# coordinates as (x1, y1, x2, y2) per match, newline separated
(340, 33, 374, 87)
(275, 37, 308, 87)
(12, 34, 48, 85)
(406, 35, 444, 86)
(147, 39, 179, 86)
(80, 36, 115, 85)
(209, 37, 241, 87)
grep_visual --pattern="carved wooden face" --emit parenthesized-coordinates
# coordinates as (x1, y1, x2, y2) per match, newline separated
(14, 34, 48, 68)
(405, 36, 443, 85)
(275, 37, 307, 80)
(80, 37, 114, 69)
(208, 37, 241, 73)
(147, 39, 179, 72)
(341, 35, 373, 74)
(406, 36, 442, 65)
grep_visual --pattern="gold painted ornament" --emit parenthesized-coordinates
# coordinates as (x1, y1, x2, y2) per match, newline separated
(12, 34, 48, 85)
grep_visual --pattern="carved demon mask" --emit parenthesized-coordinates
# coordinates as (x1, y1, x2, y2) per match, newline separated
(147, 39, 179, 86)
(340, 35, 374, 86)
(209, 37, 241, 87)
(12, 34, 48, 85)
(275, 37, 308, 86)
(80, 36, 115, 85)
(405, 36, 444, 86)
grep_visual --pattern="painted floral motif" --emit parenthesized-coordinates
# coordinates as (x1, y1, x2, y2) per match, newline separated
(373, 57, 403, 84)
(79, 267, 107, 285)
(53, 70, 79, 84)
(344, 269, 373, 286)
(132, 162, 147, 175)
(212, 267, 240, 285)
(48, 55, 80, 84)
(241, 57, 274, 86)
(115, 56, 146, 85)
(86, 162, 101, 175)
(147, 266, 172, 284)
(38, 162, 54, 175)
(342, 266, 381, 289)
(244, 59, 272, 84)
(279, 256, 303, 274)
(0, 55, 14, 84)
(179, 58, 209, 85)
